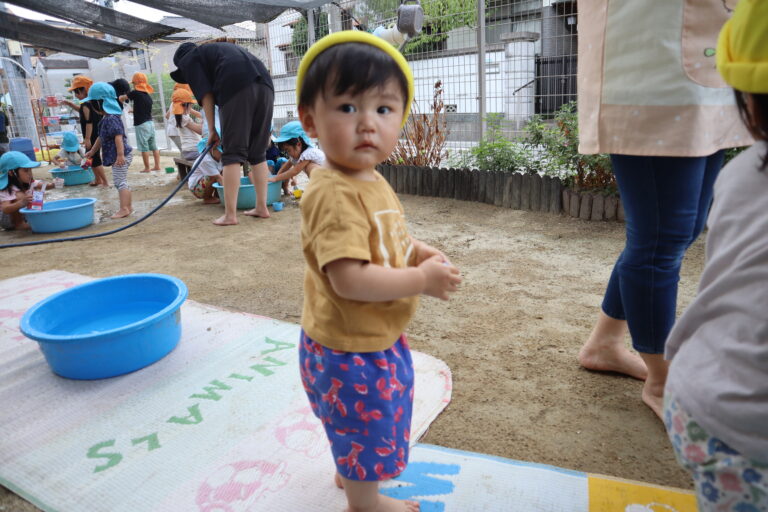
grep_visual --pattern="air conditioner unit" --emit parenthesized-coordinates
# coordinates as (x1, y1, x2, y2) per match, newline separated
(7, 40, 23, 56)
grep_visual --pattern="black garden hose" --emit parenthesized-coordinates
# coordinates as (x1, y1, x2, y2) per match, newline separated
(0, 144, 213, 249)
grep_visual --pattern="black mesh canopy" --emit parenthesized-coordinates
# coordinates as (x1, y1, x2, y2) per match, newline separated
(0, 10, 135, 59)
(3, 0, 181, 42)
(127, 0, 335, 28)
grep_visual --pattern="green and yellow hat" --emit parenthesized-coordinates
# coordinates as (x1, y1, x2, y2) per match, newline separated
(716, 0, 768, 93)
(296, 30, 414, 127)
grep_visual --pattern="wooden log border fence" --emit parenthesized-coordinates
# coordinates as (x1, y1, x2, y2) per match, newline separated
(376, 164, 624, 222)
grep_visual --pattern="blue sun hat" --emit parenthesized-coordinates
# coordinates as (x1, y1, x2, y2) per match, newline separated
(82, 82, 122, 115)
(273, 121, 313, 147)
(61, 132, 80, 152)
(0, 151, 41, 189)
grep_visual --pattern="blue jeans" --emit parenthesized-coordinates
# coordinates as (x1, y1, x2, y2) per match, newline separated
(601, 152, 724, 354)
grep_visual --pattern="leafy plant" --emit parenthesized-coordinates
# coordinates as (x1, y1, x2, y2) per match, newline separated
(524, 102, 615, 193)
(387, 81, 449, 167)
(468, 113, 539, 173)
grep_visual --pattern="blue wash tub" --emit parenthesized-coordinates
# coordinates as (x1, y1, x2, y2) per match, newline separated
(212, 177, 282, 209)
(20, 197, 96, 233)
(50, 166, 95, 186)
(20, 274, 188, 380)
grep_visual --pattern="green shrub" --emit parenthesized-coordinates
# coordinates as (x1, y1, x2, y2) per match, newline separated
(469, 114, 540, 173)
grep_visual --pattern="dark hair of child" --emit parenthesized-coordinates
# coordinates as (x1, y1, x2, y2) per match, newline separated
(298, 42, 409, 111)
(5, 168, 31, 192)
(175, 114, 184, 129)
(735, 92, 768, 169)
(278, 137, 309, 154)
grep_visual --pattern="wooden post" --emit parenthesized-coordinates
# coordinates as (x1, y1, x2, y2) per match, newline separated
(541, 176, 551, 211)
(604, 195, 618, 221)
(530, 174, 542, 211)
(477, 172, 486, 203)
(569, 190, 580, 217)
(579, 192, 593, 220)
(591, 194, 605, 221)
(486, 171, 496, 204)
(521, 174, 532, 210)
(550, 178, 563, 214)
(511, 173, 522, 209)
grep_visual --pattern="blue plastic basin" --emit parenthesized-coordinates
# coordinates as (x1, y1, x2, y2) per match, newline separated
(50, 166, 95, 186)
(212, 177, 282, 209)
(20, 197, 96, 233)
(20, 274, 188, 380)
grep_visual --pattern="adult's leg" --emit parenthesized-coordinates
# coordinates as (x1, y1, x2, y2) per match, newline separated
(244, 161, 270, 218)
(141, 151, 150, 172)
(242, 83, 274, 218)
(580, 153, 722, 416)
(214, 163, 241, 225)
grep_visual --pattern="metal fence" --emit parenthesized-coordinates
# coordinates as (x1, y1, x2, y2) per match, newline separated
(263, 0, 577, 165)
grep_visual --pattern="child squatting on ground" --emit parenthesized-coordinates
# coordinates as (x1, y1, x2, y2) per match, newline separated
(83, 82, 134, 219)
(270, 120, 325, 196)
(187, 106, 223, 204)
(52, 132, 85, 168)
(0, 151, 47, 230)
(663, 2, 768, 510)
(296, 31, 462, 512)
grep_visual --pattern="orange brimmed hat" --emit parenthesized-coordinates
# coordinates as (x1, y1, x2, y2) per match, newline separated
(68, 75, 93, 92)
(173, 83, 193, 94)
(131, 72, 154, 94)
(171, 88, 196, 115)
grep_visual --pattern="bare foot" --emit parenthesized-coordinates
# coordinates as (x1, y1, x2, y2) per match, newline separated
(243, 207, 270, 218)
(110, 208, 133, 219)
(150, 168, 161, 172)
(343, 495, 420, 512)
(578, 336, 647, 381)
(642, 380, 665, 420)
(89, 181, 98, 187)
(212, 215, 238, 226)
(202, 197, 220, 204)
(140, 168, 151, 173)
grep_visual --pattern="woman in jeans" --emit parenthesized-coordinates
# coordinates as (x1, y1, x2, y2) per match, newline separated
(575, 0, 752, 419)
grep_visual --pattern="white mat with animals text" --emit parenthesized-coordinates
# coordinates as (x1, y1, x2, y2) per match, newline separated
(0, 271, 452, 512)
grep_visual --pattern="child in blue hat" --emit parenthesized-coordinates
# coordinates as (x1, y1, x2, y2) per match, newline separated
(52, 132, 85, 168)
(0, 151, 45, 230)
(269, 121, 325, 197)
(83, 82, 134, 219)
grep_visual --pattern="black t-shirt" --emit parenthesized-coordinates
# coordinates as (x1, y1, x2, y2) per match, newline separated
(78, 102, 102, 144)
(177, 43, 273, 107)
(126, 90, 153, 126)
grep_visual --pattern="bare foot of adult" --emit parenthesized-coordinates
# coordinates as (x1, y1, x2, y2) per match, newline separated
(343, 495, 420, 512)
(202, 197, 220, 204)
(578, 339, 647, 381)
(642, 380, 665, 420)
(243, 207, 270, 218)
(110, 208, 132, 219)
(212, 215, 238, 226)
(89, 181, 98, 187)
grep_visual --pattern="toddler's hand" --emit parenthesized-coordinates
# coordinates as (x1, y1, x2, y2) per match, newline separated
(418, 255, 461, 300)
(115, 154, 125, 167)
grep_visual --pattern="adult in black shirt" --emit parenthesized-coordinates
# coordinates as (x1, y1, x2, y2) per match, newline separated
(61, 75, 108, 186)
(171, 41, 274, 226)
(119, 73, 160, 172)
(0, 108, 9, 155)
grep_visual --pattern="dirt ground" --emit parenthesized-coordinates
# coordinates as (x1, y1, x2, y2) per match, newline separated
(1, 157, 702, 510)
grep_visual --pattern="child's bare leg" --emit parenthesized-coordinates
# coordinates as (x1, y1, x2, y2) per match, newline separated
(213, 163, 241, 225)
(339, 476, 419, 512)
(202, 179, 220, 204)
(243, 161, 270, 218)
(140, 152, 150, 172)
(111, 189, 132, 218)
(93, 165, 109, 186)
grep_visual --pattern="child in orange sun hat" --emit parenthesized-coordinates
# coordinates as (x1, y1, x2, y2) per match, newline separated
(118, 72, 159, 172)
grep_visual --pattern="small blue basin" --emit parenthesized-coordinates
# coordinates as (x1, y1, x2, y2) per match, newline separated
(20, 197, 96, 233)
(212, 177, 282, 208)
(20, 274, 188, 380)
(50, 166, 94, 186)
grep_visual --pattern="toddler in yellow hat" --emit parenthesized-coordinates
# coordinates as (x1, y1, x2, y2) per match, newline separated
(295, 31, 461, 512)
(663, 2, 768, 510)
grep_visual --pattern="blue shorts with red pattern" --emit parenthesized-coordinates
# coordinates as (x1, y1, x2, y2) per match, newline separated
(299, 330, 414, 482)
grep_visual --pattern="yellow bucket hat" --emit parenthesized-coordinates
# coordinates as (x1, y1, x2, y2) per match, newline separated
(716, 0, 768, 94)
(296, 30, 414, 127)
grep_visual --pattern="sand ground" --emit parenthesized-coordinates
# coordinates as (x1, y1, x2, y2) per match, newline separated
(0, 157, 700, 510)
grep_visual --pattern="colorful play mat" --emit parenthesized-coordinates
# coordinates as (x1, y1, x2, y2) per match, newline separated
(0, 271, 695, 511)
